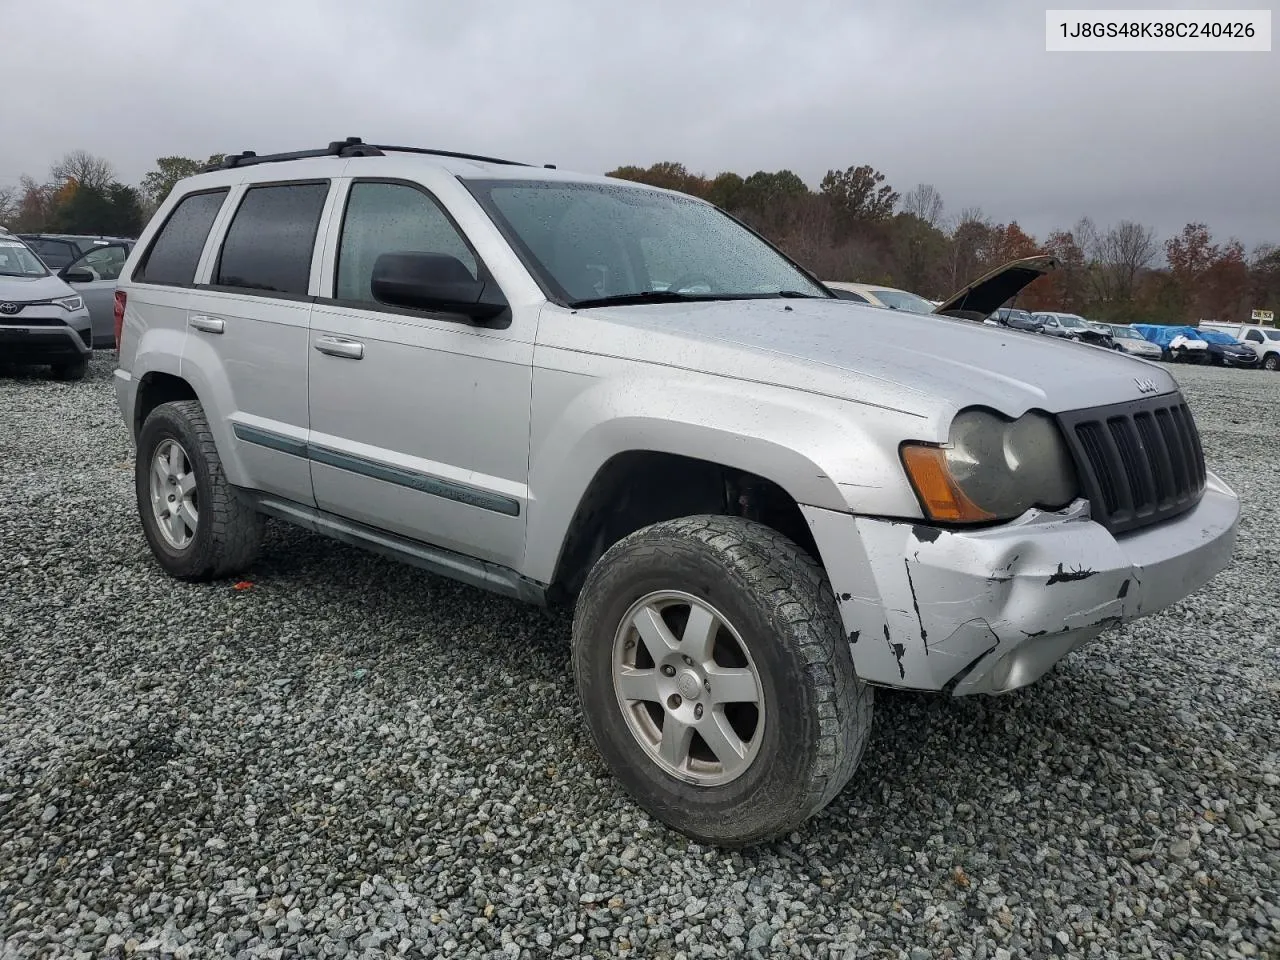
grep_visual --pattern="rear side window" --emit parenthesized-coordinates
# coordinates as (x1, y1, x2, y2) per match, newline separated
(215, 182, 329, 296)
(138, 190, 228, 285)
(335, 181, 478, 304)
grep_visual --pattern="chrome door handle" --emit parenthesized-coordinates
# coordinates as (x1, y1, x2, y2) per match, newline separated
(190, 314, 224, 334)
(315, 336, 364, 360)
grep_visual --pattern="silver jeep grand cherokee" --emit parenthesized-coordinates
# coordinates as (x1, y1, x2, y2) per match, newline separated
(112, 138, 1239, 847)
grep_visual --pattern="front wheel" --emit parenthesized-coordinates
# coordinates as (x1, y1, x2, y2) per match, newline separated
(135, 400, 264, 581)
(572, 515, 872, 847)
(51, 356, 88, 381)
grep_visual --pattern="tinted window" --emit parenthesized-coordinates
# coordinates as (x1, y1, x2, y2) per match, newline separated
(1246, 330, 1263, 342)
(28, 239, 76, 269)
(215, 182, 329, 296)
(831, 289, 870, 303)
(139, 190, 228, 285)
(335, 181, 477, 304)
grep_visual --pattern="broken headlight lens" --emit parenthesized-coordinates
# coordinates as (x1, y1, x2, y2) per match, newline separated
(902, 408, 1078, 523)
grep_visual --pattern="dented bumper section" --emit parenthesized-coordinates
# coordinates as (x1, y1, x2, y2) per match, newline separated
(801, 471, 1239, 696)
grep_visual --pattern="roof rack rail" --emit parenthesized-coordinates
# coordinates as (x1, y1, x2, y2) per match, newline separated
(200, 138, 538, 173)
(370, 145, 532, 167)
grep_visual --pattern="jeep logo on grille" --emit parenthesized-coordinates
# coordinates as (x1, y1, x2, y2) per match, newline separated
(0, 302, 18, 315)
(1134, 376, 1158, 395)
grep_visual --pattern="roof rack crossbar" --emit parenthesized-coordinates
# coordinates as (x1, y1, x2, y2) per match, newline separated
(201, 137, 384, 172)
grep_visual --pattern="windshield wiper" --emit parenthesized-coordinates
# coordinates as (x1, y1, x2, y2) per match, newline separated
(775, 290, 825, 299)
(568, 291, 732, 308)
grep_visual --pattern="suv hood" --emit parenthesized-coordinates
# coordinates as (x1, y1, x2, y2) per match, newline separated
(562, 297, 1176, 420)
(933, 254, 1059, 321)
(0, 273, 75, 301)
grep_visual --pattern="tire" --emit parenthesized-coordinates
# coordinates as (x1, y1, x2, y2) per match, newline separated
(135, 399, 264, 581)
(572, 515, 872, 846)
(1265, 354, 1280, 372)
(51, 356, 88, 381)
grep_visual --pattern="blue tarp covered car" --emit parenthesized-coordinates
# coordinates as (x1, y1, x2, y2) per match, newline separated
(1131, 324, 1258, 368)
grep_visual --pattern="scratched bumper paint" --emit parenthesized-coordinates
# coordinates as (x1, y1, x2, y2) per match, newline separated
(802, 470, 1240, 695)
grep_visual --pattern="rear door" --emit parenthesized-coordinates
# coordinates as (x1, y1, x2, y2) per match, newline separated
(62, 242, 131, 348)
(184, 179, 338, 507)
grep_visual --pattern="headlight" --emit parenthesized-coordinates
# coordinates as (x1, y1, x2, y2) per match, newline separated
(900, 408, 1078, 523)
(54, 295, 84, 311)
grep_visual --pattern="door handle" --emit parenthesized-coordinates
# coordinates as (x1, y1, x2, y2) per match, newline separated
(315, 336, 364, 360)
(190, 314, 225, 334)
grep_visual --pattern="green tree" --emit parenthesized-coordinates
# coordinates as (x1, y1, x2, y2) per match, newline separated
(819, 164, 899, 231)
(140, 154, 226, 208)
(51, 182, 144, 236)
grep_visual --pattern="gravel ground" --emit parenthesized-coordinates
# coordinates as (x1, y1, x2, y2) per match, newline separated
(1, 354, 1277, 960)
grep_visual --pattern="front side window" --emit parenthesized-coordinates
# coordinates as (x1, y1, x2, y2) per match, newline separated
(215, 182, 329, 296)
(0, 240, 49, 278)
(464, 179, 828, 306)
(139, 190, 228, 286)
(1246, 330, 1264, 342)
(68, 244, 128, 282)
(335, 181, 478, 304)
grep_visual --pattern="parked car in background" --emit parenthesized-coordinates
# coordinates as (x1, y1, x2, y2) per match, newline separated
(16, 233, 136, 271)
(59, 241, 132, 348)
(1195, 328, 1261, 368)
(1131, 324, 1258, 367)
(0, 235, 93, 379)
(1103, 323, 1164, 360)
(1032, 311, 1115, 348)
(1200, 321, 1280, 370)
(989, 307, 1045, 333)
(823, 282, 938, 314)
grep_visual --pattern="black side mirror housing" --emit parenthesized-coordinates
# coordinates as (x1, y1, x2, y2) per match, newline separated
(370, 252, 508, 324)
(62, 267, 94, 284)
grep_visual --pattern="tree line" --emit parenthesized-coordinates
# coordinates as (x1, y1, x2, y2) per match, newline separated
(3, 150, 1275, 325)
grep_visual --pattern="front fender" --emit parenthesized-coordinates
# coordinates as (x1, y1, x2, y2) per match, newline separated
(520, 359, 926, 583)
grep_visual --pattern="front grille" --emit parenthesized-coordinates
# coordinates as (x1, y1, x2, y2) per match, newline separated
(1057, 393, 1206, 535)
(0, 315, 66, 327)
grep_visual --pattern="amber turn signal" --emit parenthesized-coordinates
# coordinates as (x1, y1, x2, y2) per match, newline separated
(900, 444, 996, 523)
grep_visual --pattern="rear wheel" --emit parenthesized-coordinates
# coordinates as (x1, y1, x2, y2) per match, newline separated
(135, 400, 264, 581)
(1265, 353, 1280, 372)
(572, 515, 872, 846)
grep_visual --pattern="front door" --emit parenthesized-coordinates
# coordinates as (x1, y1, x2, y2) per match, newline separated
(306, 177, 533, 569)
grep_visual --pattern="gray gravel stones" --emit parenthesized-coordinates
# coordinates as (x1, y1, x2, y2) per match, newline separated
(1, 355, 1278, 958)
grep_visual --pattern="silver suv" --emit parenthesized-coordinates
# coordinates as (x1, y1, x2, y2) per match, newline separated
(112, 138, 1241, 846)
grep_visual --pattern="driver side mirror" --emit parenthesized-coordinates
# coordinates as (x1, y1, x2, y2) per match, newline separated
(370, 252, 508, 324)
(62, 267, 94, 284)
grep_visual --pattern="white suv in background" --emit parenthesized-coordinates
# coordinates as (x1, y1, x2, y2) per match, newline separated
(1199, 321, 1280, 371)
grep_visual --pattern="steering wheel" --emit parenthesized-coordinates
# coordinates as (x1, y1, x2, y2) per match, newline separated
(665, 273, 716, 294)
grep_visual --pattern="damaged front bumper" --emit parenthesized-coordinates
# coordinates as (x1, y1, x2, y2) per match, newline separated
(801, 471, 1239, 695)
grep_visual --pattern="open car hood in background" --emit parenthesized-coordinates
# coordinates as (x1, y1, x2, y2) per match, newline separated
(933, 254, 1060, 321)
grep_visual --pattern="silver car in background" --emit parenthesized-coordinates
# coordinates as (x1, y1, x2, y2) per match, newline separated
(0, 236, 94, 379)
(1104, 323, 1164, 360)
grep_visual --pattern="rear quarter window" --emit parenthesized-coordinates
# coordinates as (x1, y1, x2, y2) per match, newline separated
(136, 189, 229, 286)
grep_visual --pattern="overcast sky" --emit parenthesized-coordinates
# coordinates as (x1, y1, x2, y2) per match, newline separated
(4, 0, 1276, 248)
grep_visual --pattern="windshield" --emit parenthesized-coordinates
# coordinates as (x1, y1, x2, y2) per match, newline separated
(0, 240, 49, 278)
(463, 179, 829, 306)
(1057, 314, 1086, 328)
(1110, 326, 1142, 339)
(870, 288, 937, 314)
